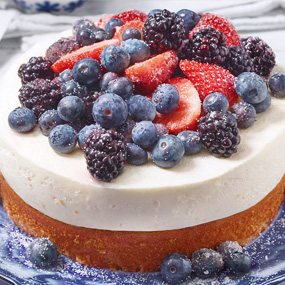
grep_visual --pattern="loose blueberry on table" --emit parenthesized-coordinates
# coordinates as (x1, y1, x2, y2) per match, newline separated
(7, 6, 284, 280)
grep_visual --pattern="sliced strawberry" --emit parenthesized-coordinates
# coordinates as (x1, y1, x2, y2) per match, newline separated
(52, 39, 120, 73)
(154, 77, 201, 135)
(180, 60, 238, 106)
(112, 10, 147, 23)
(96, 14, 114, 29)
(190, 13, 240, 47)
(124, 50, 178, 94)
(113, 20, 144, 42)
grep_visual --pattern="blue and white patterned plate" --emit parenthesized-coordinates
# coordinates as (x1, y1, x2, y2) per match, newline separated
(0, 196, 284, 284)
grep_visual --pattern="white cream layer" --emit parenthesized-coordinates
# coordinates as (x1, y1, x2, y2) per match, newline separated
(0, 39, 285, 231)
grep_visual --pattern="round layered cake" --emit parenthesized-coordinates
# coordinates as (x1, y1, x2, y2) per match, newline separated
(0, 11, 285, 273)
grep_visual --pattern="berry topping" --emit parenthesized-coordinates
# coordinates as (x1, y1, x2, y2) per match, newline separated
(143, 9, 185, 54)
(224, 252, 252, 275)
(180, 60, 238, 106)
(8, 107, 36, 133)
(191, 248, 224, 279)
(241, 36, 275, 78)
(83, 129, 126, 182)
(117, 118, 136, 143)
(190, 13, 240, 47)
(182, 27, 228, 66)
(45, 37, 80, 64)
(96, 14, 114, 29)
(105, 18, 125, 38)
(92, 93, 128, 128)
(198, 111, 240, 158)
(49, 124, 78, 154)
(18, 56, 54, 85)
(126, 143, 148, 165)
(38, 110, 64, 136)
(217, 241, 243, 261)
(177, 130, 202, 155)
(203, 92, 229, 114)
(58, 69, 73, 83)
(57, 96, 85, 122)
(73, 18, 96, 35)
(61, 80, 87, 98)
(107, 77, 134, 100)
(154, 77, 201, 135)
(147, 9, 162, 18)
(113, 20, 144, 42)
(160, 252, 192, 284)
(27, 238, 58, 267)
(269, 73, 285, 98)
(99, 72, 119, 91)
(152, 83, 180, 114)
(124, 50, 178, 93)
(222, 45, 254, 76)
(112, 10, 147, 23)
(78, 124, 103, 148)
(122, 27, 142, 41)
(75, 28, 97, 47)
(52, 39, 120, 73)
(132, 120, 158, 148)
(233, 102, 256, 129)
(151, 134, 185, 168)
(177, 9, 200, 37)
(19, 78, 62, 119)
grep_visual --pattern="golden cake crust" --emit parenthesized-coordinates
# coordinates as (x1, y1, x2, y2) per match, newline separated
(0, 173, 284, 272)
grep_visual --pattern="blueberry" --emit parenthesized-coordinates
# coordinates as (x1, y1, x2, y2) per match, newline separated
(99, 72, 119, 91)
(107, 77, 134, 100)
(93, 27, 105, 33)
(58, 69, 73, 83)
(152, 84, 180, 114)
(78, 124, 103, 148)
(38, 110, 64, 136)
(76, 28, 96, 47)
(203, 92, 229, 114)
(101, 45, 130, 73)
(252, 92, 271, 113)
(147, 9, 162, 18)
(191, 248, 224, 279)
(177, 130, 202, 155)
(132, 121, 158, 148)
(177, 9, 200, 37)
(151, 135, 185, 168)
(61, 80, 87, 98)
(128, 95, 156, 121)
(27, 238, 57, 267)
(269, 73, 285, 98)
(225, 252, 252, 275)
(233, 102, 256, 128)
(49, 124, 77, 154)
(57, 96, 85, 122)
(105, 18, 124, 37)
(155, 123, 169, 138)
(126, 143, 148, 165)
(160, 252, 192, 284)
(224, 111, 237, 126)
(8, 107, 36, 133)
(73, 57, 102, 86)
(217, 241, 243, 261)
(92, 93, 128, 128)
(122, 28, 142, 41)
(73, 18, 96, 35)
(117, 118, 136, 143)
(121, 39, 150, 64)
(94, 29, 111, 42)
(235, 72, 267, 104)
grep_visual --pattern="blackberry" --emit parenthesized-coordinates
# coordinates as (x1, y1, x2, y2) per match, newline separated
(181, 27, 228, 66)
(18, 57, 54, 85)
(223, 45, 254, 76)
(198, 111, 240, 158)
(83, 129, 126, 182)
(19, 78, 62, 119)
(241, 36, 275, 78)
(142, 9, 185, 54)
(45, 37, 80, 64)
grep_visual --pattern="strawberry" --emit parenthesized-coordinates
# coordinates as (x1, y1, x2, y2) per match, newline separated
(190, 13, 240, 47)
(96, 14, 114, 29)
(52, 39, 119, 73)
(154, 77, 201, 135)
(124, 50, 178, 94)
(112, 10, 147, 23)
(179, 60, 239, 107)
(113, 20, 144, 42)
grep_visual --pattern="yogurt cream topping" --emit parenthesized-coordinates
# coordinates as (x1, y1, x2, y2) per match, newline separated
(0, 40, 285, 231)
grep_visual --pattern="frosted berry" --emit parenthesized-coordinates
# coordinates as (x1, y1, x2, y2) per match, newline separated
(203, 92, 229, 114)
(38, 109, 64, 136)
(105, 18, 124, 37)
(126, 143, 148, 165)
(177, 9, 200, 36)
(8, 107, 36, 133)
(122, 27, 142, 41)
(233, 102, 256, 129)
(107, 77, 134, 100)
(99, 72, 119, 91)
(121, 39, 150, 64)
(252, 92, 271, 113)
(177, 130, 202, 155)
(132, 121, 158, 148)
(57, 96, 85, 122)
(269, 73, 285, 98)
(61, 80, 87, 98)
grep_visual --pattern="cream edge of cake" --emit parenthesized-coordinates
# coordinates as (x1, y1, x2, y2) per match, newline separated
(0, 33, 285, 232)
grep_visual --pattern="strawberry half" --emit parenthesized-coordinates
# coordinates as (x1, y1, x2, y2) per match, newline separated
(113, 20, 145, 42)
(154, 77, 201, 135)
(124, 50, 178, 94)
(190, 13, 240, 47)
(96, 14, 114, 29)
(112, 10, 147, 23)
(180, 60, 238, 107)
(52, 39, 119, 73)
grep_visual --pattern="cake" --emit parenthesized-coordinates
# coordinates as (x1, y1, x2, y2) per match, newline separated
(0, 8, 284, 277)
